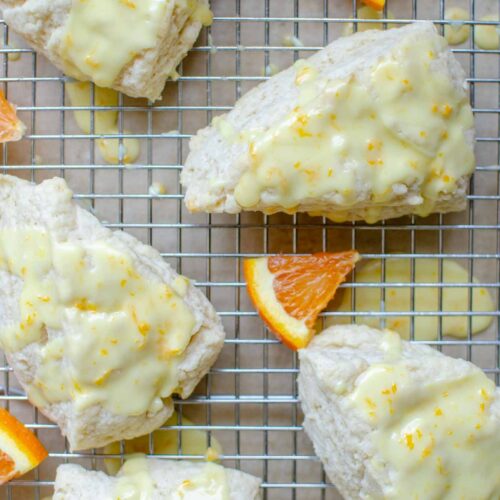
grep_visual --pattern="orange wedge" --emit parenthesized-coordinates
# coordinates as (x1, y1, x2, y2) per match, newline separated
(0, 408, 48, 484)
(0, 90, 25, 143)
(244, 251, 360, 350)
(363, 0, 385, 11)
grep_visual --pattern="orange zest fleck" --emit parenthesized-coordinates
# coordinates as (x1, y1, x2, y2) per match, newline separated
(244, 251, 360, 350)
(405, 433, 415, 450)
(441, 104, 453, 117)
(365, 397, 377, 409)
(74, 298, 98, 312)
(0, 90, 25, 143)
(138, 322, 151, 336)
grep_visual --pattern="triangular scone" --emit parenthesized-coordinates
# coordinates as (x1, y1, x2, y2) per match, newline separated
(0, 175, 225, 450)
(54, 458, 262, 499)
(182, 22, 475, 223)
(0, 0, 211, 101)
(298, 325, 500, 499)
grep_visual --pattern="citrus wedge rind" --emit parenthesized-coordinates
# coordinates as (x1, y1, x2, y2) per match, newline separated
(0, 408, 48, 485)
(244, 257, 311, 349)
(244, 251, 359, 350)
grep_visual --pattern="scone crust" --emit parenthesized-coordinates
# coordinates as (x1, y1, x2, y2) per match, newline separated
(0, 174, 225, 450)
(181, 22, 474, 222)
(298, 325, 500, 499)
(0, 0, 209, 100)
(54, 461, 262, 500)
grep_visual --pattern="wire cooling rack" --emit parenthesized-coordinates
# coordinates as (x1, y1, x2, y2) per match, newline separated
(0, 1, 499, 499)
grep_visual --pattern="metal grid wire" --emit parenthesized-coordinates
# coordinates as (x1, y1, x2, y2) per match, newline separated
(0, 0, 499, 498)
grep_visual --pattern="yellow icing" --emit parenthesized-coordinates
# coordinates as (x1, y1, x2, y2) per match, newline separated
(171, 463, 230, 500)
(351, 344, 500, 500)
(60, 0, 168, 87)
(185, 0, 213, 26)
(59, 0, 212, 88)
(0, 229, 195, 417)
(232, 37, 475, 222)
(115, 454, 154, 500)
(114, 455, 229, 499)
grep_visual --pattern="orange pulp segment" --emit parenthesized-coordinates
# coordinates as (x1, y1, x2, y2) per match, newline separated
(0, 408, 48, 485)
(244, 251, 360, 350)
(363, 0, 385, 11)
(0, 90, 25, 143)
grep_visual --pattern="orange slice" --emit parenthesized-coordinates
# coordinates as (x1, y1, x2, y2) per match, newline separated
(0, 90, 25, 143)
(244, 251, 360, 350)
(363, 0, 385, 11)
(0, 408, 48, 484)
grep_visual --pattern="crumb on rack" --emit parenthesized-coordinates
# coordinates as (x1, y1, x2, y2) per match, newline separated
(282, 35, 304, 48)
(262, 63, 279, 77)
(208, 33, 217, 55)
(149, 181, 167, 196)
(205, 446, 220, 462)
(5, 43, 21, 62)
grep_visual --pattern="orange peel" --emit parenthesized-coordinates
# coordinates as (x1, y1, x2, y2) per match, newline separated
(0, 90, 25, 143)
(362, 0, 385, 11)
(244, 251, 359, 350)
(0, 408, 48, 484)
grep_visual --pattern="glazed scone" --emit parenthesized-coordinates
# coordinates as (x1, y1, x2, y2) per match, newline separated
(53, 456, 262, 499)
(0, 174, 225, 450)
(0, 0, 212, 101)
(182, 22, 476, 223)
(298, 325, 500, 500)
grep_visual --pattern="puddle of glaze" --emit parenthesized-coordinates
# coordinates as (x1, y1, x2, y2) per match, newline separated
(103, 411, 223, 475)
(66, 81, 139, 165)
(327, 258, 495, 340)
(444, 7, 470, 45)
(474, 15, 500, 50)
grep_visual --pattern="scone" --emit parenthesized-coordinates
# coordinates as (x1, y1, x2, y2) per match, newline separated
(0, 0, 212, 101)
(0, 174, 225, 450)
(54, 456, 262, 499)
(182, 22, 475, 223)
(298, 325, 500, 500)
